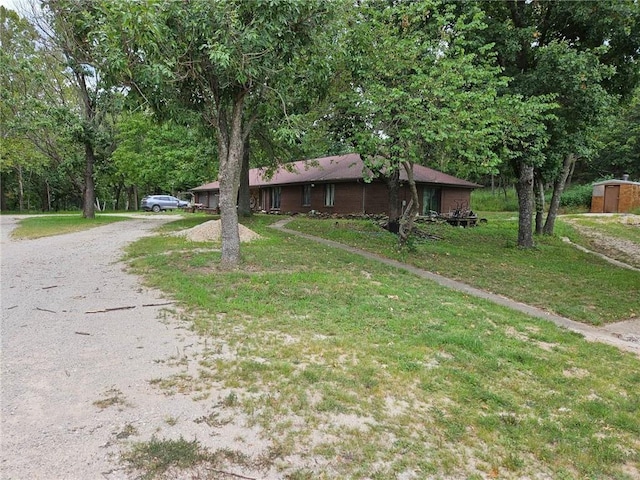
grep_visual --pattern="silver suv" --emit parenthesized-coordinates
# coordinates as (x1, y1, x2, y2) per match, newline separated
(141, 195, 189, 212)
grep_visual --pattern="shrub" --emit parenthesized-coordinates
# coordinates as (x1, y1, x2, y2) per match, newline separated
(560, 184, 592, 209)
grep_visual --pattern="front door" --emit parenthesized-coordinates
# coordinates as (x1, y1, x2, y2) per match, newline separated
(604, 185, 620, 213)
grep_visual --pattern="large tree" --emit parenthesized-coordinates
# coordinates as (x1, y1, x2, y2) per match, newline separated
(1, 5, 84, 212)
(38, 0, 120, 218)
(330, 0, 511, 243)
(79, 0, 337, 267)
(477, 0, 640, 244)
(590, 86, 640, 180)
(1, 6, 44, 211)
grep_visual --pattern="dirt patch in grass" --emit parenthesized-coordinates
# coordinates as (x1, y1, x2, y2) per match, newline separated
(172, 219, 261, 243)
(563, 215, 640, 268)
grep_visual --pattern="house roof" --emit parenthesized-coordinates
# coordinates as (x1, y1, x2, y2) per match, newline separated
(191, 153, 481, 192)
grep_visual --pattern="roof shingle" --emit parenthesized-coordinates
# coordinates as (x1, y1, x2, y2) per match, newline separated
(191, 153, 480, 191)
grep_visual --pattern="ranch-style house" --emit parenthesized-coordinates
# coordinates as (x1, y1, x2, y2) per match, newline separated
(191, 153, 481, 216)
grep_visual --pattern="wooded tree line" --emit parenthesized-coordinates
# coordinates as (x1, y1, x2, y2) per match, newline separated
(1, 0, 639, 266)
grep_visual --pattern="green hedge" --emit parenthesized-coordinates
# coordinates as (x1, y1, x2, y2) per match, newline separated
(560, 184, 592, 209)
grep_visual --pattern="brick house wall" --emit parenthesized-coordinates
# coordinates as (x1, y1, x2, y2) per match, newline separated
(270, 181, 471, 215)
(440, 188, 474, 214)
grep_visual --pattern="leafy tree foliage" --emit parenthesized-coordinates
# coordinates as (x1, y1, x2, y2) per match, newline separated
(111, 111, 216, 207)
(0, 5, 85, 212)
(39, 0, 122, 218)
(80, 0, 337, 267)
(330, 1, 512, 242)
(591, 87, 640, 180)
(476, 0, 640, 243)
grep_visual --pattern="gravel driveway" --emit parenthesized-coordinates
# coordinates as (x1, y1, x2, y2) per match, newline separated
(0, 215, 242, 479)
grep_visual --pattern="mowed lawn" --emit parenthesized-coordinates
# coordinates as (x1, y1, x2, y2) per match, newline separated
(121, 214, 640, 479)
(9, 213, 130, 239)
(288, 213, 640, 325)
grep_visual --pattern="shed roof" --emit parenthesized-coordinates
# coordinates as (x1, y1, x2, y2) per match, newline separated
(592, 179, 640, 186)
(192, 153, 481, 192)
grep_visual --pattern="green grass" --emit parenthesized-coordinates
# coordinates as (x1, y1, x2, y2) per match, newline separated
(122, 437, 252, 480)
(471, 188, 519, 211)
(10, 214, 130, 239)
(471, 185, 593, 213)
(288, 214, 639, 325)
(122, 214, 640, 479)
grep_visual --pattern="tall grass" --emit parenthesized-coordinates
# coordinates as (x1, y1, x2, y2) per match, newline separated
(471, 187, 519, 211)
(472, 184, 593, 213)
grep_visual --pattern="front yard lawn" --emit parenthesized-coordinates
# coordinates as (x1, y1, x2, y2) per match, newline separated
(288, 213, 639, 325)
(121, 214, 640, 479)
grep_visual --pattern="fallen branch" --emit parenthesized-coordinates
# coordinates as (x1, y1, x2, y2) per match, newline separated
(75, 331, 91, 336)
(210, 470, 257, 480)
(85, 306, 136, 314)
(7, 305, 18, 310)
(42, 285, 59, 290)
(142, 302, 174, 307)
(35, 307, 56, 313)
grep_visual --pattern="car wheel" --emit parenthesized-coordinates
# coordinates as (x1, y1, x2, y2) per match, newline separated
(152, 205, 161, 213)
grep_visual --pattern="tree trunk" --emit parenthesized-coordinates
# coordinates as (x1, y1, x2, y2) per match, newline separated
(82, 141, 96, 218)
(237, 135, 251, 217)
(17, 165, 24, 213)
(534, 172, 545, 235)
(566, 156, 576, 189)
(217, 96, 246, 269)
(43, 179, 52, 212)
(543, 153, 575, 236)
(0, 171, 6, 211)
(384, 169, 401, 233)
(398, 161, 419, 245)
(114, 182, 123, 210)
(514, 162, 535, 248)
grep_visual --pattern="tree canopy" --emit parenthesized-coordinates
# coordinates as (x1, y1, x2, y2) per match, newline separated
(2, 0, 639, 258)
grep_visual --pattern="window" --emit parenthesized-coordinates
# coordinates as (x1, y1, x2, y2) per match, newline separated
(302, 184, 311, 206)
(271, 187, 281, 209)
(422, 187, 441, 214)
(324, 184, 335, 207)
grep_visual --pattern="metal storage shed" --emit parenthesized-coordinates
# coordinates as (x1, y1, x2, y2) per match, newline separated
(591, 176, 640, 213)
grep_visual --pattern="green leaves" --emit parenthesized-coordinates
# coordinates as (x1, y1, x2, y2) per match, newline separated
(334, 0, 508, 178)
(112, 111, 216, 194)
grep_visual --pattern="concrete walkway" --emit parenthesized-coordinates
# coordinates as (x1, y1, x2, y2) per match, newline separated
(271, 218, 640, 357)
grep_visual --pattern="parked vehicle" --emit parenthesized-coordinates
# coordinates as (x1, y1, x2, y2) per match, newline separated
(141, 195, 189, 212)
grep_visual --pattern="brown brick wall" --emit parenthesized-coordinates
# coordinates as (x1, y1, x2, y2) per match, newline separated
(364, 182, 391, 214)
(441, 188, 473, 214)
(279, 185, 304, 212)
(278, 181, 394, 214)
(201, 181, 475, 215)
(277, 183, 366, 214)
